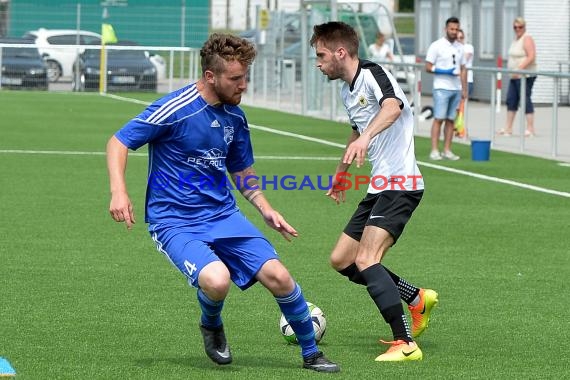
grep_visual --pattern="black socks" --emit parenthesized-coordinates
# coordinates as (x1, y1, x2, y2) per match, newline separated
(360, 263, 412, 342)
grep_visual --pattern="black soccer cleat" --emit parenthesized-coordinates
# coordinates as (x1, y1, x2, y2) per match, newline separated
(199, 324, 232, 365)
(302, 351, 340, 373)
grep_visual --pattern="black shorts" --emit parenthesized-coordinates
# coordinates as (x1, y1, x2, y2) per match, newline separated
(343, 190, 423, 244)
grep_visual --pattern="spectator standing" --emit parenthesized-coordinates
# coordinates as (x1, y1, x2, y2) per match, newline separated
(500, 17, 537, 137)
(425, 17, 467, 161)
(367, 32, 394, 63)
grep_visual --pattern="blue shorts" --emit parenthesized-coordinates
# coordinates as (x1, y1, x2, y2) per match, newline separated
(433, 88, 462, 120)
(506, 76, 536, 113)
(149, 211, 279, 290)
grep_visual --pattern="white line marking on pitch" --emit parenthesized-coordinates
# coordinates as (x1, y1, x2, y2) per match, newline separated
(21, 93, 566, 199)
(250, 124, 570, 199)
(0, 150, 336, 161)
(0, 149, 146, 157)
(417, 161, 570, 198)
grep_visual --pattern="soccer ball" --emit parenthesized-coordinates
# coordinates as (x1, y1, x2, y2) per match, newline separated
(279, 302, 327, 344)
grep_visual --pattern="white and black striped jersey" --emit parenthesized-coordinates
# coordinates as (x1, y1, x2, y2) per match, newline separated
(340, 60, 424, 193)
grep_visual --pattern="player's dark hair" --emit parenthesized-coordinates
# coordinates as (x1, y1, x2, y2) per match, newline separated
(446, 16, 460, 26)
(310, 21, 359, 57)
(200, 33, 257, 75)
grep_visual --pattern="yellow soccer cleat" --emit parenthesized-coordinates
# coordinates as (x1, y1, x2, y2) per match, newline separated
(375, 340, 423, 362)
(408, 288, 439, 338)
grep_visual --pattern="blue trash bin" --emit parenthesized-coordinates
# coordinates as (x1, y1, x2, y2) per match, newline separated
(471, 140, 491, 161)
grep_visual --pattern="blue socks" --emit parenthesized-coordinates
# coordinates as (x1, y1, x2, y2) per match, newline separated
(197, 288, 224, 329)
(275, 283, 318, 358)
(198, 284, 319, 358)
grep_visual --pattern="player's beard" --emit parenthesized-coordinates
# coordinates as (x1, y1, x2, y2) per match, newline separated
(324, 57, 343, 81)
(215, 83, 242, 105)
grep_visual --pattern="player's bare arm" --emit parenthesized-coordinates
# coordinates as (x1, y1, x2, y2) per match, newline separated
(327, 130, 358, 204)
(343, 98, 401, 168)
(106, 135, 135, 230)
(230, 166, 298, 241)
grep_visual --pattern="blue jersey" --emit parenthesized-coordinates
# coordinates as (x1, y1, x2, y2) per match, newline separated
(115, 83, 254, 224)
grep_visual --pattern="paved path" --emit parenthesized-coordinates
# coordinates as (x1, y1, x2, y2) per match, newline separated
(242, 91, 570, 163)
(415, 96, 570, 163)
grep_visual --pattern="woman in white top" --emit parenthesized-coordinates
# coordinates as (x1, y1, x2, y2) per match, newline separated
(501, 17, 537, 137)
(367, 32, 394, 63)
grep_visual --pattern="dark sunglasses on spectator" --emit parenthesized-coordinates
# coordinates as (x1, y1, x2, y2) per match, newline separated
(513, 25, 524, 30)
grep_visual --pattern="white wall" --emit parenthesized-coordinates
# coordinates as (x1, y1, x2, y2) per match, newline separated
(524, 0, 570, 103)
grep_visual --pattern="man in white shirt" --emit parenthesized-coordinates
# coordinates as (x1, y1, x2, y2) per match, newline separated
(310, 21, 439, 363)
(425, 17, 468, 160)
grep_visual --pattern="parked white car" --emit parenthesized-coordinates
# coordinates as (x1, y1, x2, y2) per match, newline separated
(23, 29, 102, 82)
(23, 28, 167, 83)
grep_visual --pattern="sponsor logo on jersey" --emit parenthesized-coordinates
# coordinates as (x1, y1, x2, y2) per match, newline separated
(187, 148, 225, 169)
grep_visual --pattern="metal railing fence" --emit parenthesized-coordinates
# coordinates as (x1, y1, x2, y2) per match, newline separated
(243, 57, 570, 160)
(3, 42, 569, 160)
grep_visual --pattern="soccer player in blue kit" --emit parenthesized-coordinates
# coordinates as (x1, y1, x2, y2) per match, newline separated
(106, 33, 339, 373)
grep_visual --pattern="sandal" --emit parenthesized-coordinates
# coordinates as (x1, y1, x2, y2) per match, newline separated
(525, 130, 535, 137)
(498, 129, 512, 136)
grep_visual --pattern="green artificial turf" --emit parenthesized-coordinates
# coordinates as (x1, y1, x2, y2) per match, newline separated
(1, 91, 568, 379)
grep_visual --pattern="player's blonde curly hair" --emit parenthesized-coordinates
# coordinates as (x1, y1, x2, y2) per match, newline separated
(200, 33, 257, 75)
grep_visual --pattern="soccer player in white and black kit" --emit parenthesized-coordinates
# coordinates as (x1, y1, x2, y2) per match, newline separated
(107, 33, 339, 373)
(310, 22, 438, 362)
